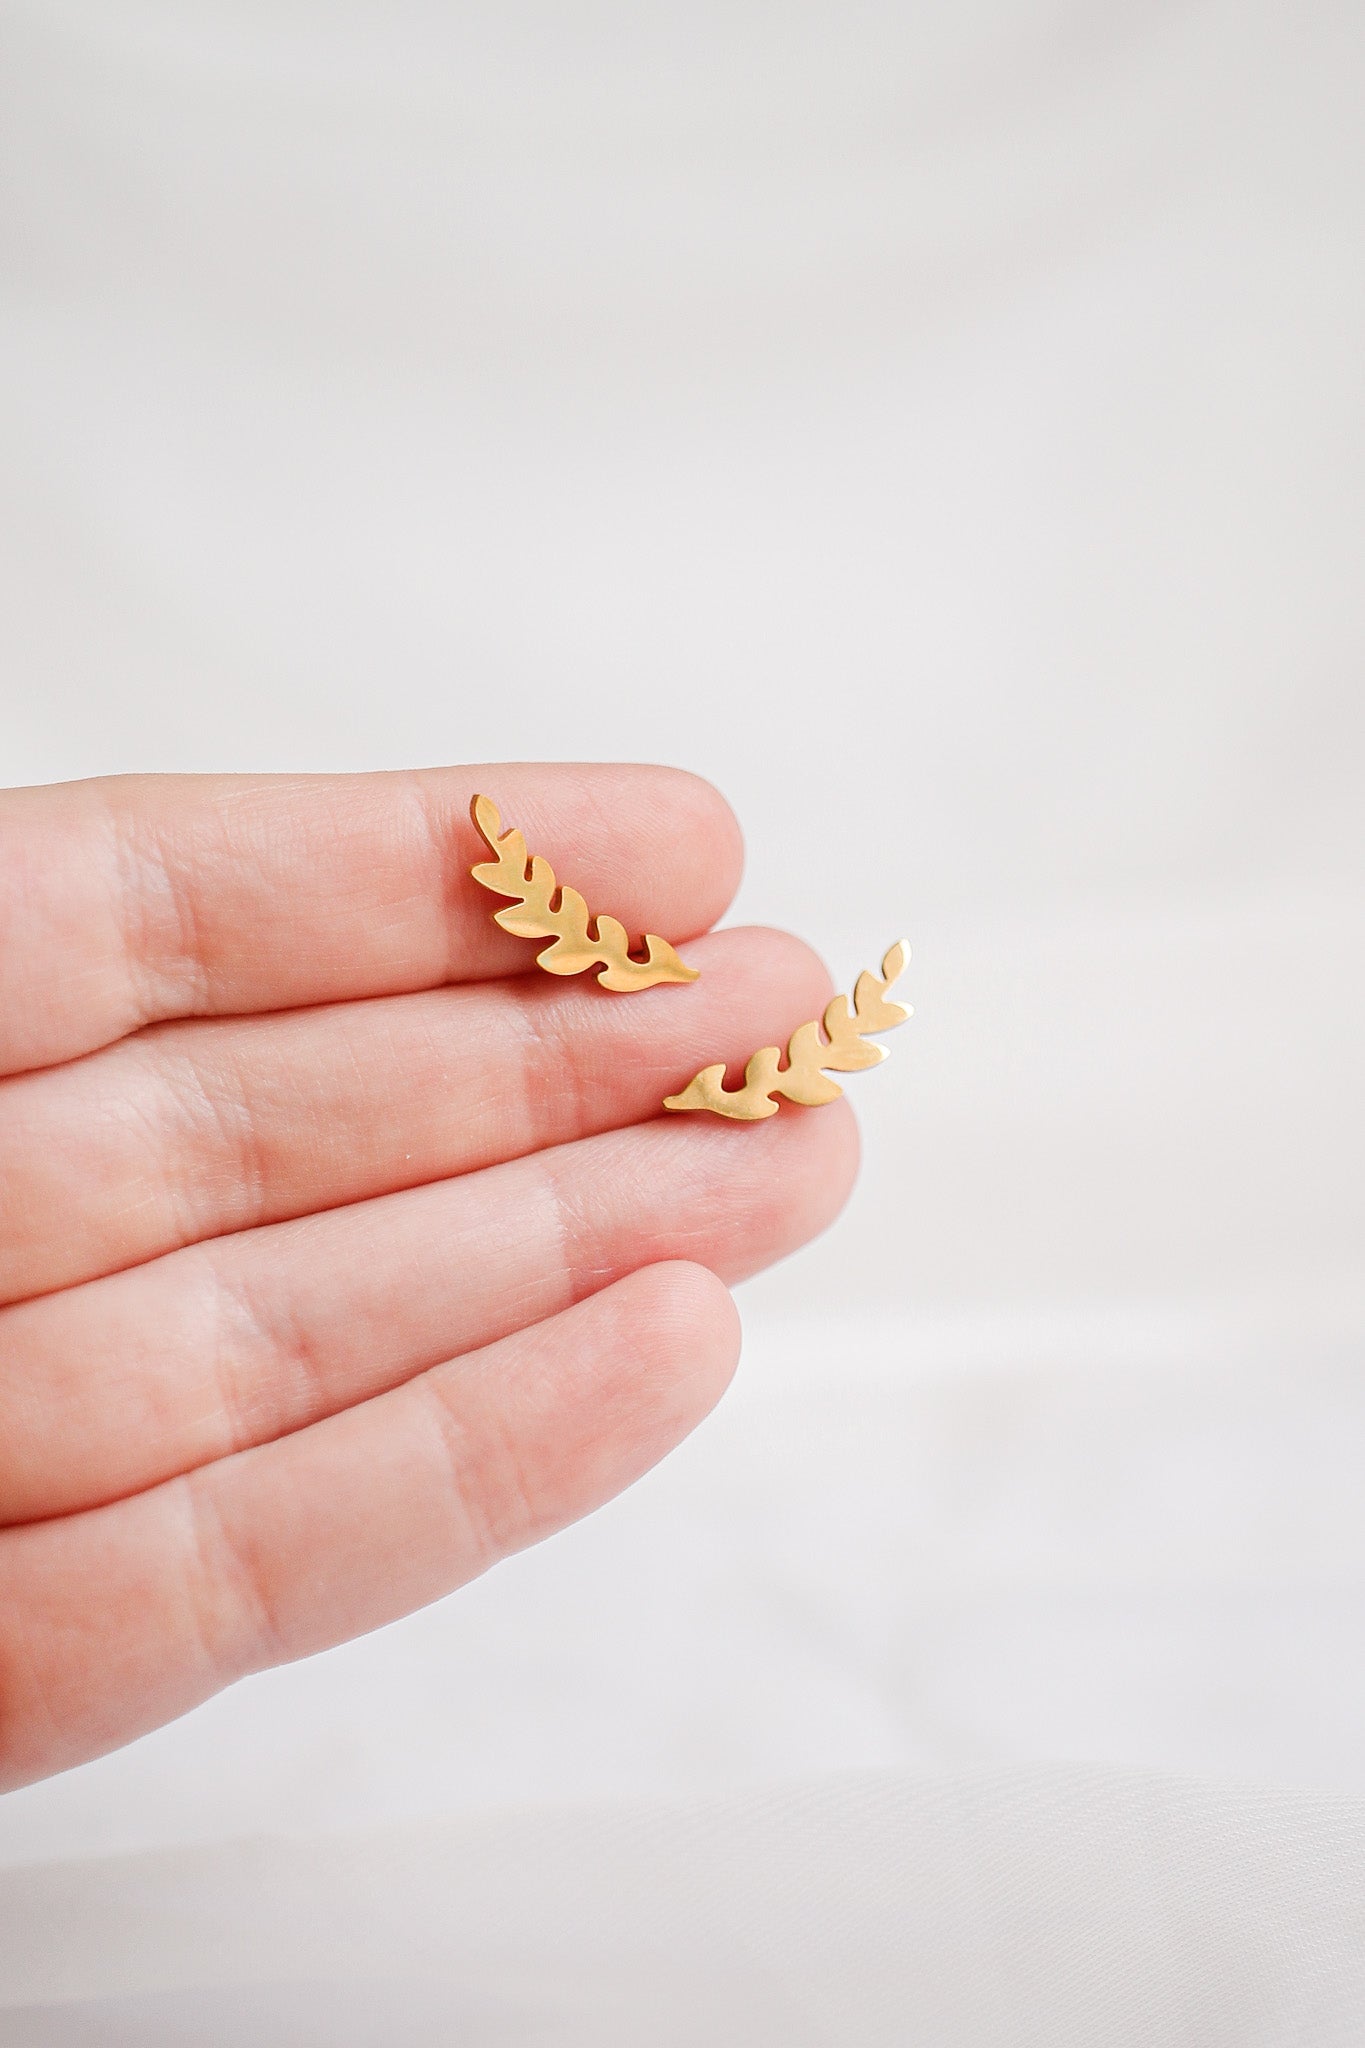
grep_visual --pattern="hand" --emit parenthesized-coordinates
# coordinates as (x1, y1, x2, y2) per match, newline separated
(0, 765, 857, 1787)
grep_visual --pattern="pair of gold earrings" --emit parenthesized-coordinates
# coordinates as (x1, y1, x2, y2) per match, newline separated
(470, 793, 910, 1122)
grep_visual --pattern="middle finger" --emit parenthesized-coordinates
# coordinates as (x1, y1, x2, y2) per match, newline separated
(0, 927, 827, 1305)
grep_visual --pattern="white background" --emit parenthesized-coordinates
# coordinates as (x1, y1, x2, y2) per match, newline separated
(1, 1, 1363, 2038)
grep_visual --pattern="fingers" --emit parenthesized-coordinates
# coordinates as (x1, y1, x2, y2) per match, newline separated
(0, 926, 832, 1304)
(0, 1263, 739, 1788)
(0, 1094, 859, 1522)
(0, 764, 743, 1077)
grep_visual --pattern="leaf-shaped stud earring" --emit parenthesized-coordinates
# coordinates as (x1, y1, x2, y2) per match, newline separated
(663, 941, 911, 1119)
(469, 794, 700, 991)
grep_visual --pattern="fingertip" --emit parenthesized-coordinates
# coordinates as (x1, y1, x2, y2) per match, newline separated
(613, 1257, 743, 1419)
(652, 1255, 744, 1376)
(622, 1245, 740, 1376)
(808, 1092, 862, 1230)
(660, 1091, 861, 1285)
(684, 769, 745, 903)
(706, 925, 836, 1014)
(761, 1091, 862, 1261)
(636, 765, 745, 933)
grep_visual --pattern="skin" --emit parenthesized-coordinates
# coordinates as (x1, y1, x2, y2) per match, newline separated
(0, 763, 858, 1789)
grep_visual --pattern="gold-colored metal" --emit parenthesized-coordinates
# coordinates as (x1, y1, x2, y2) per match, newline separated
(663, 940, 911, 1120)
(470, 794, 700, 991)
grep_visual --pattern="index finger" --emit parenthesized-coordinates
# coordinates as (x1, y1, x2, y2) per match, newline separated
(0, 763, 743, 1076)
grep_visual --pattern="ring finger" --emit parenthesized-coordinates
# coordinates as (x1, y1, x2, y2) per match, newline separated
(0, 1093, 859, 1523)
(0, 927, 830, 1304)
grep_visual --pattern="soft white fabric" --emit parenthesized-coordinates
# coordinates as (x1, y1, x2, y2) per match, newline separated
(5, 1768, 1365, 2044)
(1, 0, 1363, 2036)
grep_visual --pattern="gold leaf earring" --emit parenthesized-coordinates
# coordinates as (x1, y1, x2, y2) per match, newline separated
(470, 794, 700, 991)
(664, 941, 911, 1120)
